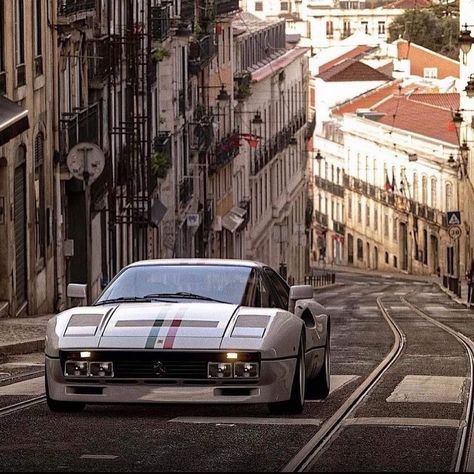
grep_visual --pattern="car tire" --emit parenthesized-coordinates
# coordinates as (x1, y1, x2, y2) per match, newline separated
(268, 333, 306, 415)
(45, 371, 85, 413)
(308, 328, 331, 400)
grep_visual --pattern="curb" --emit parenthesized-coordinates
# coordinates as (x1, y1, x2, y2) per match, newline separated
(0, 338, 45, 357)
(435, 281, 467, 307)
(313, 282, 345, 292)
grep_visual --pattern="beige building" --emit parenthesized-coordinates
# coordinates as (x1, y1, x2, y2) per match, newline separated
(0, 0, 58, 317)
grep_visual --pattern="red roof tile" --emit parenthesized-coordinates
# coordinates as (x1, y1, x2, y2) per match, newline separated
(373, 95, 459, 144)
(384, 0, 431, 9)
(318, 59, 393, 82)
(319, 46, 375, 74)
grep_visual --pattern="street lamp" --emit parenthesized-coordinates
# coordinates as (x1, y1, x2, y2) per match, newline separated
(459, 24, 474, 64)
(465, 75, 474, 99)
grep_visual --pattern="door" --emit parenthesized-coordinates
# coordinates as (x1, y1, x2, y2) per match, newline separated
(14, 164, 27, 308)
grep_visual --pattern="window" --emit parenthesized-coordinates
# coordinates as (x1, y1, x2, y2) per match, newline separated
(343, 21, 351, 37)
(384, 214, 389, 237)
(264, 268, 289, 310)
(34, 0, 43, 76)
(357, 199, 362, 223)
(422, 176, 428, 204)
(446, 182, 453, 210)
(413, 173, 418, 202)
(348, 195, 352, 219)
(374, 208, 378, 231)
(378, 21, 385, 35)
(424, 68, 438, 79)
(255, 2, 263, 12)
(357, 238, 364, 260)
(366, 204, 370, 227)
(15, 0, 26, 86)
(280, 2, 289, 11)
(0, 3, 5, 94)
(431, 177, 437, 208)
(326, 21, 334, 37)
(385, 252, 389, 264)
(35, 133, 45, 265)
(361, 21, 368, 34)
(393, 218, 398, 241)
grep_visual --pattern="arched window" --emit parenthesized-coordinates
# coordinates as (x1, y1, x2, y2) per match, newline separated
(422, 175, 428, 204)
(431, 177, 437, 208)
(446, 182, 453, 211)
(413, 173, 418, 201)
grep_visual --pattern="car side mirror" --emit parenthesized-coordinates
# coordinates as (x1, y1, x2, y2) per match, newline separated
(288, 285, 314, 313)
(67, 284, 87, 300)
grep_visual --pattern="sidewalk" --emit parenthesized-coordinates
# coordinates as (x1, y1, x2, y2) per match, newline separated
(0, 313, 52, 360)
(0, 266, 470, 359)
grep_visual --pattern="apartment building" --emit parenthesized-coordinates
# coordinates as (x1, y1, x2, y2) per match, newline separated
(231, 13, 310, 282)
(0, 0, 57, 317)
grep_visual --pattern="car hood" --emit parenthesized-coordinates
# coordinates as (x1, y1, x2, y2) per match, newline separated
(62, 302, 240, 350)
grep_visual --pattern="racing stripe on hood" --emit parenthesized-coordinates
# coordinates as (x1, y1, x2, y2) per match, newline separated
(163, 318, 183, 349)
(145, 305, 174, 349)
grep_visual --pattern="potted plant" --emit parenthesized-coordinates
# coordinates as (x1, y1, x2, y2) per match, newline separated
(151, 150, 172, 179)
(153, 46, 171, 62)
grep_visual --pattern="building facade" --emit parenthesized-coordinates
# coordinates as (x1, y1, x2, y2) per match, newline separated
(0, 0, 58, 317)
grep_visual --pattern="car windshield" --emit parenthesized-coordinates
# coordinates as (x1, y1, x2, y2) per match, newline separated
(95, 264, 253, 305)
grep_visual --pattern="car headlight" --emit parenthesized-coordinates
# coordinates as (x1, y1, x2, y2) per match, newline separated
(65, 361, 89, 377)
(208, 363, 233, 379)
(90, 362, 114, 377)
(64, 360, 114, 377)
(234, 362, 259, 379)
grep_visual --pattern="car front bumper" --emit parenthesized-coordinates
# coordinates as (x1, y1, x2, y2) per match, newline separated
(45, 356, 296, 405)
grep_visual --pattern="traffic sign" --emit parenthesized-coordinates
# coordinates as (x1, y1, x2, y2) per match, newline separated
(448, 225, 462, 240)
(447, 211, 461, 226)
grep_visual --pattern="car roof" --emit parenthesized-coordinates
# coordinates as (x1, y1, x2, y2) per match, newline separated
(126, 259, 266, 269)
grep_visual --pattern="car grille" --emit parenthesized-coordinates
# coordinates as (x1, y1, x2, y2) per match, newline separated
(60, 350, 260, 381)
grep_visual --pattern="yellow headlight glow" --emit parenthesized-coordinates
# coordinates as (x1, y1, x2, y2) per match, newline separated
(226, 352, 239, 360)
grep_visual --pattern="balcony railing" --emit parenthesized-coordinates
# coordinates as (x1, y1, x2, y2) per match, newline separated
(151, 4, 172, 42)
(179, 177, 193, 205)
(58, 0, 95, 17)
(189, 35, 216, 74)
(333, 221, 345, 236)
(60, 103, 99, 158)
(208, 130, 240, 174)
(315, 210, 329, 228)
(216, 0, 240, 16)
(180, 0, 195, 21)
(314, 176, 344, 198)
(87, 37, 113, 89)
(0, 71, 6, 96)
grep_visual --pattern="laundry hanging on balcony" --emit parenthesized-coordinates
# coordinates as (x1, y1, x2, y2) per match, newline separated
(239, 133, 262, 148)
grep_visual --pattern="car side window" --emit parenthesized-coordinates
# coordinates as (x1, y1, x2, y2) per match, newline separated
(242, 269, 258, 306)
(264, 268, 290, 310)
(256, 271, 280, 308)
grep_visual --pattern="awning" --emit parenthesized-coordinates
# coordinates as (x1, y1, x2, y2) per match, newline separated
(0, 97, 29, 147)
(221, 206, 247, 233)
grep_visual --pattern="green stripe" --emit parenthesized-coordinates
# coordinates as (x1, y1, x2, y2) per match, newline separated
(145, 311, 171, 349)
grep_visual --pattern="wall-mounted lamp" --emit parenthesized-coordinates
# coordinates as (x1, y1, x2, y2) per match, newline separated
(452, 110, 464, 131)
(315, 150, 324, 161)
(251, 111, 263, 126)
(465, 75, 474, 99)
(217, 85, 231, 102)
(459, 24, 474, 64)
(460, 141, 470, 161)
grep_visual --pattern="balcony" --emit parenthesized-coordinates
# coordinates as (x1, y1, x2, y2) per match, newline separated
(87, 36, 113, 89)
(179, 177, 193, 205)
(57, 0, 95, 21)
(151, 4, 172, 42)
(216, 0, 240, 16)
(315, 210, 329, 228)
(60, 103, 99, 159)
(189, 35, 216, 74)
(208, 130, 240, 174)
(333, 221, 346, 236)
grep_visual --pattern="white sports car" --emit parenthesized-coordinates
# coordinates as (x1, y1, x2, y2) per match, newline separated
(45, 259, 331, 414)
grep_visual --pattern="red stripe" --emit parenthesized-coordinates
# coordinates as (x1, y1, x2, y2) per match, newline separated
(164, 318, 183, 349)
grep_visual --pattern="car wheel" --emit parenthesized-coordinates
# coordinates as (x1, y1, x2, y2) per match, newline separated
(45, 370, 85, 413)
(268, 333, 306, 415)
(309, 328, 331, 399)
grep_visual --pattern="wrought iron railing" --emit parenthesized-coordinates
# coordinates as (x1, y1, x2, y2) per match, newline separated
(315, 210, 328, 227)
(58, 0, 95, 16)
(216, 0, 240, 16)
(189, 34, 216, 74)
(60, 103, 99, 158)
(151, 4, 172, 42)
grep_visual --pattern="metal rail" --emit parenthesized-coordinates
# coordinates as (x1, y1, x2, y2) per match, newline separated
(282, 296, 406, 472)
(0, 395, 46, 418)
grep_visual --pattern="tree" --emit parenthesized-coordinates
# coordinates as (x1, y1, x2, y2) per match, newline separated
(388, 7, 459, 60)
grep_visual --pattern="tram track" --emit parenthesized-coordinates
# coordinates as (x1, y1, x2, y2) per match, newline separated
(284, 291, 474, 472)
